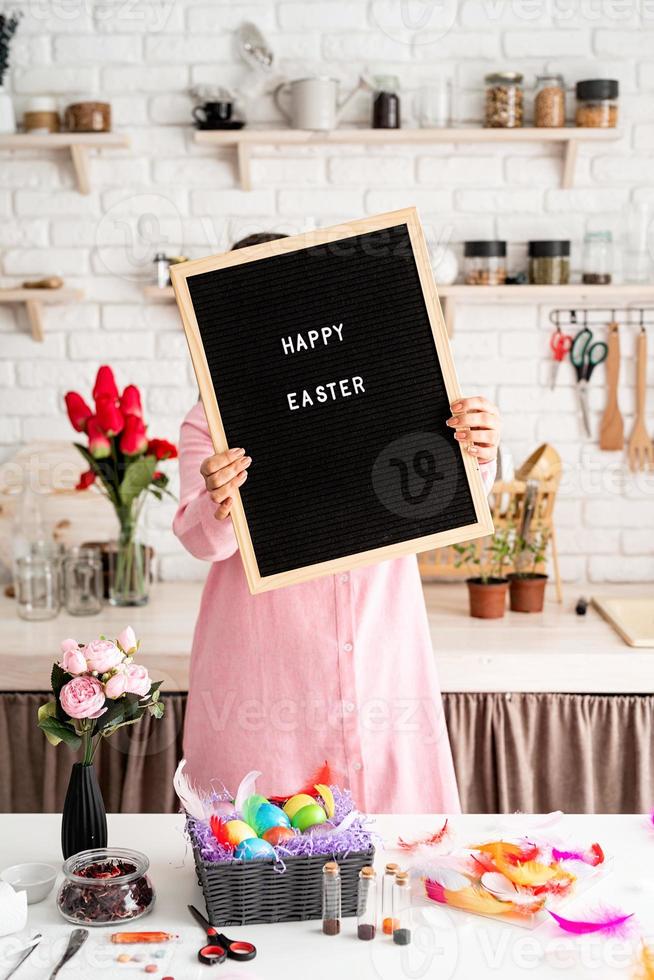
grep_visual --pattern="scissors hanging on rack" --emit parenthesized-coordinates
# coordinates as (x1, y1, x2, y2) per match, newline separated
(549, 326, 574, 390)
(188, 905, 257, 966)
(570, 326, 608, 437)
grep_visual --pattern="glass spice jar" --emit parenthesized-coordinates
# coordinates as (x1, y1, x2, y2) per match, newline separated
(464, 241, 507, 285)
(528, 240, 570, 284)
(322, 861, 341, 936)
(56, 848, 155, 926)
(357, 866, 377, 941)
(582, 230, 614, 284)
(575, 79, 619, 128)
(63, 546, 103, 616)
(534, 73, 565, 127)
(392, 870, 412, 946)
(15, 555, 60, 621)
(484, 72, 523, 128)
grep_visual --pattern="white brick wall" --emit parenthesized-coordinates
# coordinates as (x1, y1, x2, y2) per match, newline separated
(2, 0, 654, 582)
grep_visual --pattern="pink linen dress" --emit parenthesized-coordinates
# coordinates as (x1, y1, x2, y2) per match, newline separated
(174, 401, 495, 814)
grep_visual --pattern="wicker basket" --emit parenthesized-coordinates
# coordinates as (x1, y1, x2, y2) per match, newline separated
(191, 834, 375, 926)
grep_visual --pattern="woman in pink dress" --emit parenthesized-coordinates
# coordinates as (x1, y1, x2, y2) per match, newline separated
(174, 237, 501, 814)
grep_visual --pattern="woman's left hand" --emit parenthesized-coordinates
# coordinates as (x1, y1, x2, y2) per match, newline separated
(446, 395, 501, 464)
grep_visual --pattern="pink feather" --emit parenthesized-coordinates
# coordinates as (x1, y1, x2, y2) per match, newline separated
(548, 907, 633, 936)
(425, 879, 447, 904)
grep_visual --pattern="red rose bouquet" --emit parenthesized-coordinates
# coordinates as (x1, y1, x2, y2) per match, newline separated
(65, 365, 177, 605)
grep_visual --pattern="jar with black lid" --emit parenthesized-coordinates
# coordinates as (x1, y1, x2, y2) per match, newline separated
(576, 79, 619, 128)
(464, 241, 507, 285)
(528, 240, 570, 284)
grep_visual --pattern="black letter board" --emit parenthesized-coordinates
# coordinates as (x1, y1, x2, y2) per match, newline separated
(171, 208, 493, 594)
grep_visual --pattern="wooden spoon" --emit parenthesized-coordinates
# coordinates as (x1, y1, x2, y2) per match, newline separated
(599, 322, 624, 451)
(627, 329, 654, 472)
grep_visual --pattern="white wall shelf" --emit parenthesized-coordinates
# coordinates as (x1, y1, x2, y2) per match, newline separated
(438, 283, 654, 334)
(194, 126, 620, 191)
(0, 133, 130, 194)
(143, 282, 654, 336)
(0, 288, 84, 341)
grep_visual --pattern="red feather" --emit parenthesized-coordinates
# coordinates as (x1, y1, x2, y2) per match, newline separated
(398, 820, 449, 851)
(209, 815, 233, 849)
(269, 761, 334, 804)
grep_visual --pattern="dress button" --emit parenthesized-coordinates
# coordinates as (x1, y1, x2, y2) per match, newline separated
(340, 573, 349, 583)
(353, 762, 362, 772)
(343, 642, 353, 653)
(344, 701, 355, 713)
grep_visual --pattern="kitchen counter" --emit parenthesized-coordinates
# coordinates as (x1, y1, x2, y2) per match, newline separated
(1, 811, 651, 980)
(0, 581, 650, 694)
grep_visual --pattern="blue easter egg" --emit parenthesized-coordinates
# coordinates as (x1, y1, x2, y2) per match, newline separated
(253, 802, 291, 836)
(234, 837, 276, 861)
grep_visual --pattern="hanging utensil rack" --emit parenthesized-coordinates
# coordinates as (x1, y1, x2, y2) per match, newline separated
(549, 306, 654, 329)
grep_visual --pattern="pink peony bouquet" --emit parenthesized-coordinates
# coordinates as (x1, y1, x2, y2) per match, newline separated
(37, 626, 164, 765)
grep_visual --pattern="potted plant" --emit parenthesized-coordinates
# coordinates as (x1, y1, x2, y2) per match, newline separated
(37, 626, 165, 858)
(0, 10, 20, 134)
(65, 365, 177, 606)
(508, 527, 549, 613)
(453, 530, 512, 619)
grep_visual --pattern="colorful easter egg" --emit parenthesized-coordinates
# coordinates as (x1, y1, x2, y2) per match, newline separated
(305, 821, 335, 837)
(262, 825, 296, 846)
(253, 802, 291, 836)
(283, 793, 316, 820)
(234, 837, 276, 861)
(241, 793, 269, 827)
(210, 816, 257, 849)
(291, 803, 327, 832)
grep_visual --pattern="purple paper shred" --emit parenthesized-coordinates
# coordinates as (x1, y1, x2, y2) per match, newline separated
(187, 786, 374, 865)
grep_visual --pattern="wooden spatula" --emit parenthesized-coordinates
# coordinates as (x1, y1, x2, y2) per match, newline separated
(627, 329, 654, 471)
(599, 321, 624, 451)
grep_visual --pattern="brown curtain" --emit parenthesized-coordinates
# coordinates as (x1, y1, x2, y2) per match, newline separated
(2, 692, 652, 814)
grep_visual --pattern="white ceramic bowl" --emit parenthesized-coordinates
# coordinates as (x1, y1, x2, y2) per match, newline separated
(1, 863, 57, 904)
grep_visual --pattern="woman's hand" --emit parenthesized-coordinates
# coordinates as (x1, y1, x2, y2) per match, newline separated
(446, 396, 501, 464)
(200, 447, 252, 520)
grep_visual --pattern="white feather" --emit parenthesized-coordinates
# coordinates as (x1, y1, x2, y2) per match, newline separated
(173, 758, 209, 820)
(234, 769, 262, 818)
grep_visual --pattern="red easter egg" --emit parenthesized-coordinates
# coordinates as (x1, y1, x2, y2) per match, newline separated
(262, 825, 295, 846)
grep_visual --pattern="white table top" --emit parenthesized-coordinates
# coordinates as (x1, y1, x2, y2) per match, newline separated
(1, 812, 653, 980)
(0, 581, 650, 694)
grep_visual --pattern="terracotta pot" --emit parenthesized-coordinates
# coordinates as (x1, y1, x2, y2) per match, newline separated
(509, 573, 548, 613)
(466, 578, 508, 619)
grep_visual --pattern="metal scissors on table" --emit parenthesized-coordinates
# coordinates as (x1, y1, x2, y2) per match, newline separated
(570, 326, 608, 437)
(188, 905, 257, 966)
(549, 327, 573, 390)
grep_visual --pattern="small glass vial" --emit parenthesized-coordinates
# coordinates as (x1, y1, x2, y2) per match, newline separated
(16, 555, 61, 621)
(322, 861, 341, 936)
(582, 230, 614, 284)
(381, 862, 399, 935)
(576, 79, 619, 128)
(64, 546, 103, 616)
(484, 72, 523, 128)
(392, 871, 412, 946)
(534, 73, 565, 127)
(154, 252, 170, 289)
(357, 866, 377, 941)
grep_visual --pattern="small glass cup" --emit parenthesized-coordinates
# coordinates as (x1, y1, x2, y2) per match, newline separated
(63, 547, 103, 616)
(15, 556, 61, 621)
(418, 79, 452, 128)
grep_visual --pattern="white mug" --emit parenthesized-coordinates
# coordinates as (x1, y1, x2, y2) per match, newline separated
(274, 76, 361, 131)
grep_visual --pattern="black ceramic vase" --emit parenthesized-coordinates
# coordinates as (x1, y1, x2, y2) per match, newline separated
(61, 762, 108, 859)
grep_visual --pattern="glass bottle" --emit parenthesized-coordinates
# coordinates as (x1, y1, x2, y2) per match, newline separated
(357, 866, 377, 940)
(381, 861, 399, 935)
(64, 546, 103, 616)
(534, 73, 565, 127)
(582, 230, 614, 284)
(484, 72, 523, 128)
(418, 78, 452, 128)
(322, 861, 341, 935)
(392, 870, 412, 946)
(15, 555, 60, 621)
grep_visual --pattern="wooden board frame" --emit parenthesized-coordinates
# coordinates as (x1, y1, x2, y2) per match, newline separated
(171, 207, 494, 594)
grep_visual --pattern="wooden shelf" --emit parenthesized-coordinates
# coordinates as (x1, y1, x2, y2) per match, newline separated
(194, 126, 620, 190)
(143, 285, 175, 302)
(0, 133, 130, 194)
(0, 287, 84, 341)
(438, 283, 654, 334)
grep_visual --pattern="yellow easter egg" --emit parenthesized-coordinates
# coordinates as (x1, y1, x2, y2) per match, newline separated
(282, 794, 316, 820)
